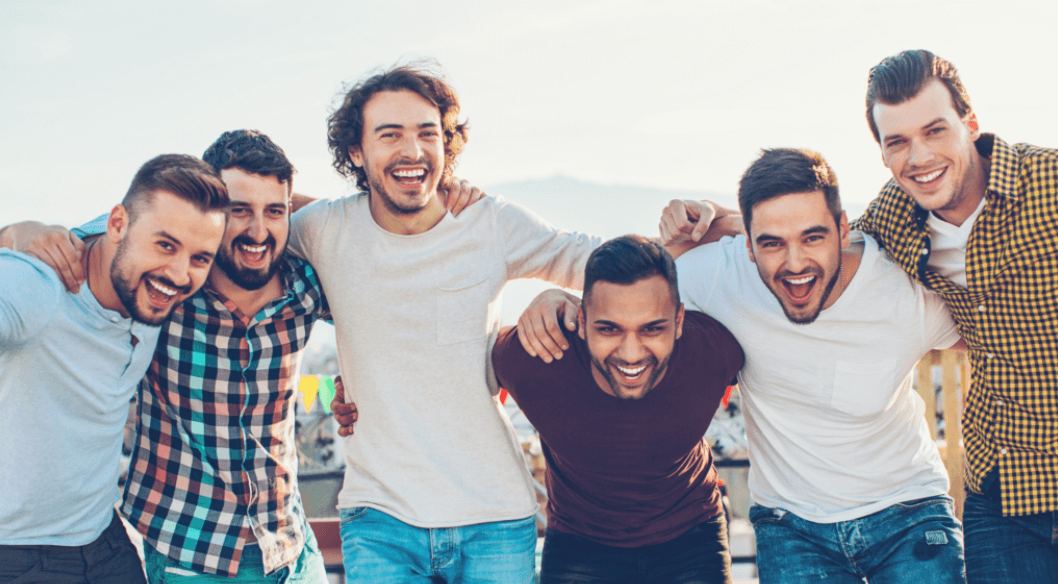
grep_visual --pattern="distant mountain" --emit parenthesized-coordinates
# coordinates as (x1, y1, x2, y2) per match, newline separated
(485, 175, 738, 240)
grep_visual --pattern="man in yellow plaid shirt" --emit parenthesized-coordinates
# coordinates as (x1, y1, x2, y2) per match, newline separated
(852, 49, 1058, 583)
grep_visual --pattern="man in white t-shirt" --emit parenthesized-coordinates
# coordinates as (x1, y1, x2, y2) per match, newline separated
(522, 148, 966, 583)
(290, 62, 599, 583)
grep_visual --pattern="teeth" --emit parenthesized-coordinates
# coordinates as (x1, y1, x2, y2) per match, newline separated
(239, 243, 267, 253)
(393, 169, 425, 178)
(617, 365, 647, 377)
(913, 169, 944, 183)
(785, 275, 814, 285)
(147, 279, 176, 297)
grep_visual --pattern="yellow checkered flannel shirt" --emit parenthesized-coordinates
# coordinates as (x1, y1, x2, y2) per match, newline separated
(852, 134, 1058, 517)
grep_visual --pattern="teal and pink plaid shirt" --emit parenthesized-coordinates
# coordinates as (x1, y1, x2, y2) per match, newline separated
(121, 255, 328, 576)
(76, 212, 331, 578)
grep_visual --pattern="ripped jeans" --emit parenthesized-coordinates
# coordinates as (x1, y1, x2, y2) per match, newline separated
(750, 495, 965, 583)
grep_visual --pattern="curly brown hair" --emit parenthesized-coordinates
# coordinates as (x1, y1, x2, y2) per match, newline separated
(328, 61, 469, 192)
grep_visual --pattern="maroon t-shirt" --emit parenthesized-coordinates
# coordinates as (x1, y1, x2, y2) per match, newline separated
(493, 310, 743, 548)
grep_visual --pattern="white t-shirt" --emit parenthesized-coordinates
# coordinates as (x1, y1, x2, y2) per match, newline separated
(288, 194, 599, 527)
(676, 232, 960, 523)
(926, 196, 986, 288)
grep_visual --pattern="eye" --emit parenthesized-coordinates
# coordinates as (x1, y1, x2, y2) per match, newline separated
(158, 241, 174, 252)
(805, 234, 824, 243)
(642, 325, 666, 335)
(230, 207, 250, 216)
(191, 255, 212, 267)
(928, 126, 946, 136)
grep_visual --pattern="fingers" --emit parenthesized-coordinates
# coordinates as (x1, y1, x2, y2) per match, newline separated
(331, 375, 358, 437)
(690, 202, 718, 243)
(445, 177, 486, 216)
(658, 200, 699, 246)
(17, 225, 86, 293)
(516, 291, 579, 363)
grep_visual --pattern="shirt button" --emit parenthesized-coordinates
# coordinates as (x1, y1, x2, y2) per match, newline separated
(986, 353, 994, 359)
(111, 317, 119, 323)
(920, 247, 929, 255)
(977, 305, 985, 312)
(996, 400, 1004, 407)
(999, 448, 1008, 455)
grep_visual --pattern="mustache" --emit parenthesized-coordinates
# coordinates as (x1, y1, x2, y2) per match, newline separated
(232, 235, 277, 249)
(776, 268, 821, 280)
(385, 156, 434, 172)
(146, 275, 192, 295)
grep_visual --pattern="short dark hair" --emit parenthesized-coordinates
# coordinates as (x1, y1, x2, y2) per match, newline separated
(122, 154, 229, 223)
(327, 60, 469, 192)
(738, 148, 841, 236)
(582, 235, 679, 309)
(865, 49, 973, 143)
(202, 129, 296, 190)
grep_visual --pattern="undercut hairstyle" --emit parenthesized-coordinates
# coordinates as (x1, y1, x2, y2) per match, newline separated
(582, 235, 680, 309)
(327, 60, 469, 192)
(202, 129, 296, 192)
(738, 148, 842, 236)
(865, 49, 973, 143)
(121, 154, 229, 224)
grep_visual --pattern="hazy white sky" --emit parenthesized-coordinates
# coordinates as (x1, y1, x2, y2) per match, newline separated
(3, 0, 1057, 228)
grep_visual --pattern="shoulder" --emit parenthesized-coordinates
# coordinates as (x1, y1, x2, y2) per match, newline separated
(292, 193, 367, 229)
(679, 310, 744, 371)
(0, 250, 65, 331)
(493, 325, 581, 391)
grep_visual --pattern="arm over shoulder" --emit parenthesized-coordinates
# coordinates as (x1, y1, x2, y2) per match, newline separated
(288, 198, 336, 263)
(495, 197, 602, 290)
(0, 251, 65, 344)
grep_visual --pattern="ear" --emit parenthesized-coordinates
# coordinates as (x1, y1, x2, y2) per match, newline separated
(745, 232, 756, 264)
(839, 211, 851, 249)
(966, 112, 981, 140)
(880, 149, 890, 169)
(577, 304, 587, 341)
(674, 303, 685, 340)
(107, 205, 129, 243)
(349, 145, 364, 168)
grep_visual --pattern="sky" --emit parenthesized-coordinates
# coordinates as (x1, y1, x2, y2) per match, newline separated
(4, 0, 1058, 231)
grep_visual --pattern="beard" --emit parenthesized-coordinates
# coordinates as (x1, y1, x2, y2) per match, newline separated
(590, 354, 671, 401)
(110, 236, 189, 326)
(214, 234, 286, 291)
(763, 257, 841, 325)
(365, 156, 439, 215)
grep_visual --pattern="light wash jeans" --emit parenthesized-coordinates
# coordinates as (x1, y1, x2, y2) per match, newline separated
(338, 506, 537, 583)
(143, 527, 327, 584)
(750, 494, 965, 583)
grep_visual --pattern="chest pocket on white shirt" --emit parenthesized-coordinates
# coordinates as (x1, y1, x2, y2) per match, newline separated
(831, 358, 899, 417)
(436, 275, 490, 345)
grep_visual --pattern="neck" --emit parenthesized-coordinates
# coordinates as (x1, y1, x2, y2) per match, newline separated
(822, 241, 865, 310)
(86, 238, 128, 317)
(368, 191, 447, 235)
(934, 153, 991, 227)
(207, 267, 284, 317)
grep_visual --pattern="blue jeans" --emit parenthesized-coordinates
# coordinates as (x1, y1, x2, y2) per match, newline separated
(143, 527, 327, 584)
(540, 513, 732, 583)
(963, 491, 1058, 583)
(338, 506, 537, 583)
(750, 495, 965, 583)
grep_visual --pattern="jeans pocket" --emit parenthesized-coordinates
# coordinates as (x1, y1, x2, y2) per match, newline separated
(891, 494, 954, 513)
(338, 506, 370, 525)
(749, 505, 788, 526)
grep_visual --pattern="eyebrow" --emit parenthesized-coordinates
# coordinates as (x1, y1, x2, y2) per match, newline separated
(592, 318, 669, 328)
(372, 121, 439, 133)
(754, 224, 830, 245)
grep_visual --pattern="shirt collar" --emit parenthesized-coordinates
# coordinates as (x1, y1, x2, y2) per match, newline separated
(979, 134, 1021, 201)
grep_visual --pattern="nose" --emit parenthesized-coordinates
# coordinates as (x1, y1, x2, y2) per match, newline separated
(399, 134, 424, 160)
(163, 255, 192, 288)
(247, 212, 265, 241)
(785, 244, 810, 273)
(616, 332, 647, 363)
(907, 137, 934, 167)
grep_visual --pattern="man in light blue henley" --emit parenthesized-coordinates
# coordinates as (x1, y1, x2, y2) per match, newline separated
(0, 154, 228, 584)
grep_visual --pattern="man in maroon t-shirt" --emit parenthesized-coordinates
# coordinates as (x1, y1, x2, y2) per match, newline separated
(493, 235, 743, 584)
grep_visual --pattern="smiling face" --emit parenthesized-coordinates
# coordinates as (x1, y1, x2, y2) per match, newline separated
(349, 90, 447, 231)
(212, 167, 290, 291)
(578, 275, 684, 400)
(873, 78, 987, 225)
(108, 191, 226, 325)
(747, 190, 850, 325)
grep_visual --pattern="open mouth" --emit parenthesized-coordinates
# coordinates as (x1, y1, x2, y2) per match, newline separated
(910, 167, 945, 187)
(144, 277, 180, 308)
(780, 273, 817, 304)
(392, 167, 427, 186)
(235, 241, 271, 267)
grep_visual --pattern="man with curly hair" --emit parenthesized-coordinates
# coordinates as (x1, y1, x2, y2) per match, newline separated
(290, 62, 599, 583)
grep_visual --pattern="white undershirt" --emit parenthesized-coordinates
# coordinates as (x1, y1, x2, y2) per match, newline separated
(926, 197, 986, 288)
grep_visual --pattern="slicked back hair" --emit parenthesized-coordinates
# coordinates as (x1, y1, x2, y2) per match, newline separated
(202, 129, 296, 192)
(122, 154, 229, 224)
(739, 148, 842, 236)
(582, 235, 680, 310)
(328, 60, 469, 192)
(866, 49, 973, 143)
